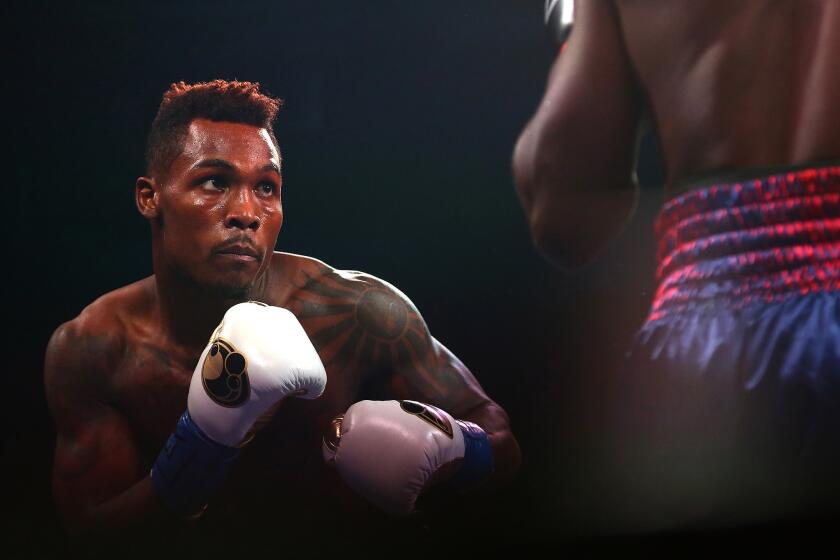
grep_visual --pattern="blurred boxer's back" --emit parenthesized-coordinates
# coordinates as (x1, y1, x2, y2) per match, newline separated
(614, 0, 840, 192)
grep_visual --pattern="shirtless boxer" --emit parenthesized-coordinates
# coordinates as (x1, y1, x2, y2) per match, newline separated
(44, 80, 520, 548)
(514, 0, 839, 528)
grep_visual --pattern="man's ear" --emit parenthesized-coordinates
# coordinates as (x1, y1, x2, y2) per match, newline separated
(136, 176, 159, 219)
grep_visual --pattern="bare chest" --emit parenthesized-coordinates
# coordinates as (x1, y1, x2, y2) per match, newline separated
(109, 342, 194, 457)
(109, 337, 364, 465)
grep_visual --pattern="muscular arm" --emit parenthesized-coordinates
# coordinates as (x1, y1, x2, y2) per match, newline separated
(388, 330, 522, 488)
(45, 320, 166, 535)
(513, 0, 643, 268)
(288, 266, 521, 486)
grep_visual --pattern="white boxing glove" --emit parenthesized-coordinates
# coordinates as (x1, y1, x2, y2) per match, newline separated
(188, 301, 327, 446)
(323, 400, 494, 516)
(153, 301, 327, 516)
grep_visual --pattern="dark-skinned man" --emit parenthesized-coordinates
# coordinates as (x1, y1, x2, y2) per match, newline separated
(45, 80, 520, 556)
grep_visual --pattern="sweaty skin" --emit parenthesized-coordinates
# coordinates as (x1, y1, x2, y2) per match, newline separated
(513, 0, 840, 268)
(44, 119, 520, 536)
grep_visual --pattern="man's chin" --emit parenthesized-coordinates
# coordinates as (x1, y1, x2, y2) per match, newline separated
(167, 260, 258, 301)
(193, 268, 256, 301)
(205, 278, 254, 301)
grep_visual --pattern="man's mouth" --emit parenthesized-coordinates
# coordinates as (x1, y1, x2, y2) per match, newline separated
(214, 241, 261, 262)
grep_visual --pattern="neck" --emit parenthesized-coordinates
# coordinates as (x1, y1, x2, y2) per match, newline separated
(153, 257, 271, 351)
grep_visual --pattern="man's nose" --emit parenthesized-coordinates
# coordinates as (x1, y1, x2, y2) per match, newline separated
(224, 187, 261, 231)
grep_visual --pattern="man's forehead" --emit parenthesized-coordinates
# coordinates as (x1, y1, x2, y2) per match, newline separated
(180, 118, 280, 166)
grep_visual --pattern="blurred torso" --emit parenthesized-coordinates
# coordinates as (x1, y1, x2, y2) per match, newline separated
(614, 0, 840, 192)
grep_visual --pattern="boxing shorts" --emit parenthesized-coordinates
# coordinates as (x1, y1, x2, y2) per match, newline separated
(616, 161, 840, 523)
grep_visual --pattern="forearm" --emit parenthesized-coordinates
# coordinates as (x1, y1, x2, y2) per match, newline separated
(514, 9, 643, 269)
(58, 409, 238, 536)
(530, 175, 639, 268)
(514, 115, 639, 268)
(61, 475, 170, 537)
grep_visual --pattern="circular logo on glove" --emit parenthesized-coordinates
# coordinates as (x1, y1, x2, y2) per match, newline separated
(201, 338, 250, 407)
(400, 400, 454, 438)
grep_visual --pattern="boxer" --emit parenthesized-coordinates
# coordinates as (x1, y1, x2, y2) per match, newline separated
(513, 0, 840, 529)
(44, 81, 520, 548)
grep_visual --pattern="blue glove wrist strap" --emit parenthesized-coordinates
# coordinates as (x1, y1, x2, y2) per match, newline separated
(151, 409, 240, 517)
(449, 420, 495, 491)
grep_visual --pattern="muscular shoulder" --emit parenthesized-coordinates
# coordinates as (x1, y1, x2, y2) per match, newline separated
(276, 253, 426, 367)
(277, 252, 417, 314)
(44, 279, 153, 402)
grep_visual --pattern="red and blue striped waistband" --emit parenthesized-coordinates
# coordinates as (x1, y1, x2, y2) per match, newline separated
(648, 165, 840, 322)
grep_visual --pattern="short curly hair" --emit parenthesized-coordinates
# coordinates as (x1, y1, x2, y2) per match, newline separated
(145, 80, 283, 177)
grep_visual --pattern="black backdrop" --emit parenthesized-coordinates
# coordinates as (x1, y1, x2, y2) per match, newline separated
(14, 0, 818, 554)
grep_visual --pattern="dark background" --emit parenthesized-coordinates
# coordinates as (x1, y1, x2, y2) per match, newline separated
(7, 0, 820, 555)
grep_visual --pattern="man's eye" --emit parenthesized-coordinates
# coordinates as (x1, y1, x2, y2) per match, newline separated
(257, 182, 277, 195)
(200, 177, 226, 191)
